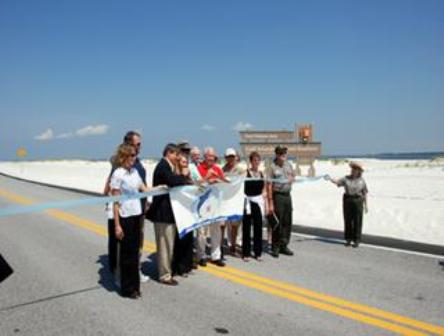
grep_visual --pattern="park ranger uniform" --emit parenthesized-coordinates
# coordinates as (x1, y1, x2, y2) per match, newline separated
(267, 148, 295, 256)
(338, 175, 368, 246)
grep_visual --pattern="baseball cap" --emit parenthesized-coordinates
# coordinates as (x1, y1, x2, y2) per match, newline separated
(225, 148, 237, 157)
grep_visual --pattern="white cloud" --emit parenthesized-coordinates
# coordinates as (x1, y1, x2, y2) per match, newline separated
(34, 124, 109, 142)
(201, 124, 215, 131)
(56, 132, 74, 139)
(233, 121, 253, 131)
(75, 124, 109, 137)
(34, 128, 54, 141)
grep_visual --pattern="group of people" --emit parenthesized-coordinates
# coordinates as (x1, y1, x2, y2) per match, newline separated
(105, 131, 368, 299)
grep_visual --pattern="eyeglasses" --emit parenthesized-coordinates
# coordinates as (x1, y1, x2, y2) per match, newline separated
(134, 143, 141, 147)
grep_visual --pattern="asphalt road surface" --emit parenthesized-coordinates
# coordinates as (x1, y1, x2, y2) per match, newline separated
(0, 175, 443, 336)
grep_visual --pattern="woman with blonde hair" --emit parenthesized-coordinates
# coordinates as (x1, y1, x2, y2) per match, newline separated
(110, 144, 154, 298)
(172, 153, 195, 276)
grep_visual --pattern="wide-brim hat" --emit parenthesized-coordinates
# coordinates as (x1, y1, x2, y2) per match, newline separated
(349, 161, 364, 172)
(275, 145, 288, 155)
(177, 140, 191, 151)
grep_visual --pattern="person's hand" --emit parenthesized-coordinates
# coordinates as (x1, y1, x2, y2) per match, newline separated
(181, 167, 190, 177)
(206, 168, 215, 179)
(115, 224, 124, 240)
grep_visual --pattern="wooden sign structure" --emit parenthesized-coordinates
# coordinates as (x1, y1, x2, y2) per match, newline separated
(239, 124, 322, 176)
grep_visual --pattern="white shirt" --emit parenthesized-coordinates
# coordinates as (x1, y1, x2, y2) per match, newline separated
(110, 167, 144, 218)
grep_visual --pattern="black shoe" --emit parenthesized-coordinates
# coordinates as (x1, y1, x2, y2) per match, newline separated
(352, 242, 360, 248)
(345, 240, 352, 247)
(211, 259, 226, 267)
(279, 247, 294, 256)
(198, 259, 207, 267)
(270, 250, 280, 258)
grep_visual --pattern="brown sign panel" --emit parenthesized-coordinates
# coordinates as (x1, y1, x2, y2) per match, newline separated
(240, 131, 294, 141)
(241, 143, 322, 165)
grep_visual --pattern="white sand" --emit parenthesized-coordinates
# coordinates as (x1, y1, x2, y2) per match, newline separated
(1, 159, 443, 246)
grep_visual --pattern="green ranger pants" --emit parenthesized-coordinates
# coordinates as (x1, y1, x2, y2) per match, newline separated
(272, 193, 292, 252)
(343, 195, 364, 243)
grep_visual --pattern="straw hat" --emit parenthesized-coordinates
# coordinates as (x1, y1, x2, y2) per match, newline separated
(349, 161, 364, 172)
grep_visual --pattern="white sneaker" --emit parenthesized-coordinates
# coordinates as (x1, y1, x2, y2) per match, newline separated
(140, 271, 150, 283)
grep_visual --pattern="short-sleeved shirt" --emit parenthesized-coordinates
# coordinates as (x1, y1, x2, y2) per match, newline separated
(222, 164, 245, 178)
(198, 162, 225, 183)
(110, 167, 144, 218)
(106, 157, 146, 219)
(338, 176, 368, 197)
(267, 160, 295, 193)
(189, 162, 202, 182)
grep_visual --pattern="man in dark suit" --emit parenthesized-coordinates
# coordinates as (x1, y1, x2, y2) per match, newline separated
(147, 143, 188, 286)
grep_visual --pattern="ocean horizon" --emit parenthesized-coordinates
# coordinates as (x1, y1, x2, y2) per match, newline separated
(2, 150, 444, 162)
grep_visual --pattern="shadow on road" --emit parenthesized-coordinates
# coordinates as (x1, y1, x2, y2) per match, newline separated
(97, 254, 119, 293)
(97, 253, 160, 292)
(439, 260, 444, 270)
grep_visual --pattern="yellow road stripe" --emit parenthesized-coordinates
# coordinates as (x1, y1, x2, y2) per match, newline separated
(0, 189, 34, 205)
(205, 267, 428, 336)
(0, 187, 442, 335)
(214, 266, 444, 336)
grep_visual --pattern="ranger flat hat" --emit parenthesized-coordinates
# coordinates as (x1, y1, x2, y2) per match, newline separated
(349, 161, 364, 171)
(177, 140, 191, 151)
(275, 145, 288, 155)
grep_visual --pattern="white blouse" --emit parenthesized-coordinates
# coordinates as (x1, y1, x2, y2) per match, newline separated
(110, 167, 144, 218)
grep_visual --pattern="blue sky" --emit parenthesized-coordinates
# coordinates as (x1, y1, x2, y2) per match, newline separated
(0, 0, 443, 160)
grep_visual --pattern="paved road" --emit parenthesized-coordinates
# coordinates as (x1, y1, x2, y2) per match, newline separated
(0, 175, 443, 336)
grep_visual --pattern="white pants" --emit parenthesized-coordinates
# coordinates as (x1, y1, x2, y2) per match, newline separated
(226, 220, 243, 247)
(196, 222, 222, 261)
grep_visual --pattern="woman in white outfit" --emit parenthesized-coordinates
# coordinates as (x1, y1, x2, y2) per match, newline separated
(110, 144, 153, 299)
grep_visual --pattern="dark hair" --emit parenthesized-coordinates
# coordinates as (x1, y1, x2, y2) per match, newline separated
(249, 151, 261, 162)
(163, 143, 179, 157)
(123, 131, 141, 145)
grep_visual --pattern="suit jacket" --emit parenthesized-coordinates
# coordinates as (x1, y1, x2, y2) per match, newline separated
(146, 158, 187, 224)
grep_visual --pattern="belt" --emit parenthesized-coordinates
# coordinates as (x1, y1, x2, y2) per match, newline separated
(344, 194, 362, 199)
(273, 191, 291, 196)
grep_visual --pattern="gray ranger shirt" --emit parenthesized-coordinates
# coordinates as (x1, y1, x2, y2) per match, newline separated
(338, 176, 368, 197)
(267, 160, 295, 193)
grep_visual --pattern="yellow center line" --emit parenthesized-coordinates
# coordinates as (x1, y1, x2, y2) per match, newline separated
(213, 266, 444, 336)
(1, 187, 443, 336)
(205, 267, 428, 336)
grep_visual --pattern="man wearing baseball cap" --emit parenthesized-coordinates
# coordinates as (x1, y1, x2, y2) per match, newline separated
(222, 148, 245, 257)
(266, 145, 296, 258)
